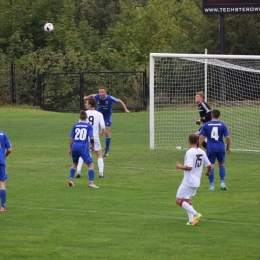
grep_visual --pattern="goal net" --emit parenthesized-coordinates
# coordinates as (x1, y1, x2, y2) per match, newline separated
(149, 53, 260, 152)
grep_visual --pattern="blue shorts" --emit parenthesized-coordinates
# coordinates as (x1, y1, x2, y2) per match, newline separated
(72, 150, 93, 165)
(207, 150, 225, 164)
(0, 165, 8, 182)
(103, 114, 112, 127)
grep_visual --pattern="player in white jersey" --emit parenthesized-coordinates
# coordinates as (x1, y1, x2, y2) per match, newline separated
(175, 134, 211, 226)
(76, 98, 106, 178)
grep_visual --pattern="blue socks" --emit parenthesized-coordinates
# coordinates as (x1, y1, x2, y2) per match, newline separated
(0, 188, 6, 208)
(219, 166, 226, 183)
(208, 168, 214, 186)
(71, 167, 95, 181)
(70, 167, 76, 179)
(88, 168, 95, 181)
(105, 136, 111, 151)
(208, 166, 226, 186)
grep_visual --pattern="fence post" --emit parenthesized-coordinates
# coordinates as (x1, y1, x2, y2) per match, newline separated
(79, 73, 84, 110)
(10, 62, 16, 105)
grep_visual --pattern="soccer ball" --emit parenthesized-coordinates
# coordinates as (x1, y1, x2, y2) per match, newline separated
(44, 23, 54, 32)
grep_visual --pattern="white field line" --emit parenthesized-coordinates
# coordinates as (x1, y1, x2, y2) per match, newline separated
(11, 206, 259, 226)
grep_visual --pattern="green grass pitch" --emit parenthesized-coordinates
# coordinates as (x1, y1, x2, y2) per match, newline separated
(0, 107, 260, 260)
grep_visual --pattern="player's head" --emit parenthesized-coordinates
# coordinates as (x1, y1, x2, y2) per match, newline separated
(188, 134, 198, 145)
(195, 92, 204, 104)
(211, 109, 220, 119)
(85, 98, 96, 109)
(99, 87, 107, 99)
(79, 110, 87, 121)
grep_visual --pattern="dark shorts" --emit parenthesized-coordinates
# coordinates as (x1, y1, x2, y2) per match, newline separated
(72, 150, 93, 165)
(207, 151, 225, 164)
(103, 114, 112, 127)
(0, 165, 8, 182)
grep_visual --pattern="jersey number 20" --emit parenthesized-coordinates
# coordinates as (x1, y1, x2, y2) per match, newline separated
(75, 128, 87, 140)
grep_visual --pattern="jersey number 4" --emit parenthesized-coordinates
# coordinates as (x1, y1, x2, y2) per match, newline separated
(211, 127, 219, 141)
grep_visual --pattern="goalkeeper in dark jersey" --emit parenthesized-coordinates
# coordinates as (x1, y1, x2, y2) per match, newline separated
(195, 91, 212, 149)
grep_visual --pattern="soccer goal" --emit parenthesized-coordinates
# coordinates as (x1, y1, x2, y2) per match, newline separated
(149, 53, 260, 152)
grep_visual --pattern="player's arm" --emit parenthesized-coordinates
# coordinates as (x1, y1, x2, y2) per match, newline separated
(198, 135, 206, 148)
(118, 99, 130, 114)
(83, 94, 95, 100)
(203, 109, 212, 123)
(68, 137, 74, 156)
(205, 165, 212, 176)
(99, 114, 105, 136)
(176, 162, 192, 171)
(5, 148, 12, 157)
(197, 112, 211, 125)
(90, 137, 95, 151)
(225, 135, 231, 153)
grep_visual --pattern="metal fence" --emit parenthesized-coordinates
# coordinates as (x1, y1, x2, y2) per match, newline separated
(0, 62, 148, 112)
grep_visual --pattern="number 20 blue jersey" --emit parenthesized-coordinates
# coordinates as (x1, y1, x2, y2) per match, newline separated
(200, 120, 229, 152)
(70, 122, 93, 152)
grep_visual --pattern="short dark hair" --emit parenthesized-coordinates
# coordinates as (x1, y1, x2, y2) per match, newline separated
(99, 86, 107, 92)
(79, 110, 87, 120)
(212, 109, 220, 119)
(86, 98, 96, 108)
(189, 134, 198, 145)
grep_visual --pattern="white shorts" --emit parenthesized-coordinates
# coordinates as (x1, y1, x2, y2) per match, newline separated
(176, 183, 197, 200)
(93, 138, 102, 151)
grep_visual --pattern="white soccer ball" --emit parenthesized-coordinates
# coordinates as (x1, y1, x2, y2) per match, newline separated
(44, 23, 54, 32)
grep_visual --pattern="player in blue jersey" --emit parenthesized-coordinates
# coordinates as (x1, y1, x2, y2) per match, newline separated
(199, 109, 231, 192)
(84, 86, 130, 157)
(0, 130, 12, 212)
(68, 110, 99, 188)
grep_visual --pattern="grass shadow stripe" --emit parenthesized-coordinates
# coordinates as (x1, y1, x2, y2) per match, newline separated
(11, 206, 259, 226)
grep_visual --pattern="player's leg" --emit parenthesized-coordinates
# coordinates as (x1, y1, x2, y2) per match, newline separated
(69, 152, 78, 187)
(207, 151, 216, 191)
(176, 184, 201, 225)
(217, 152, 228, 190)
(94, 138, 105, 178)
(87, 162, 99, 188)
(82, 152, 99, 188)
(69, 162, 77, 187)
(76, 157, 83, 178)
(103, 115, 112, 157)
(96, 151, 104, 178)
(0, 165, 8, 211)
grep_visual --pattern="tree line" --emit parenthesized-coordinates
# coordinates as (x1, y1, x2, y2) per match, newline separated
(1, 0, 260, 106)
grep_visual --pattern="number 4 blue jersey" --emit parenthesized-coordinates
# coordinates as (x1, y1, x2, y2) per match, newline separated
(70, 122, 93, 151)
(200, 120, 229, 152)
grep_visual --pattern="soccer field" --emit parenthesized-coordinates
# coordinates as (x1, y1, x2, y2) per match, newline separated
(1, 107, 260, 260)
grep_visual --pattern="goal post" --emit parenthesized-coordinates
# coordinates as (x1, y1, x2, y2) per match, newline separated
(149, 53, 260, 152)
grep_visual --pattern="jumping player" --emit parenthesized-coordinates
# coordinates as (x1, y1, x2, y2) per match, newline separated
(83, 86, 130, 157)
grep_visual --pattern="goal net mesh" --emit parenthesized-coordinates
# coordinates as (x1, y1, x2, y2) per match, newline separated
(151, 55, 260, 151)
